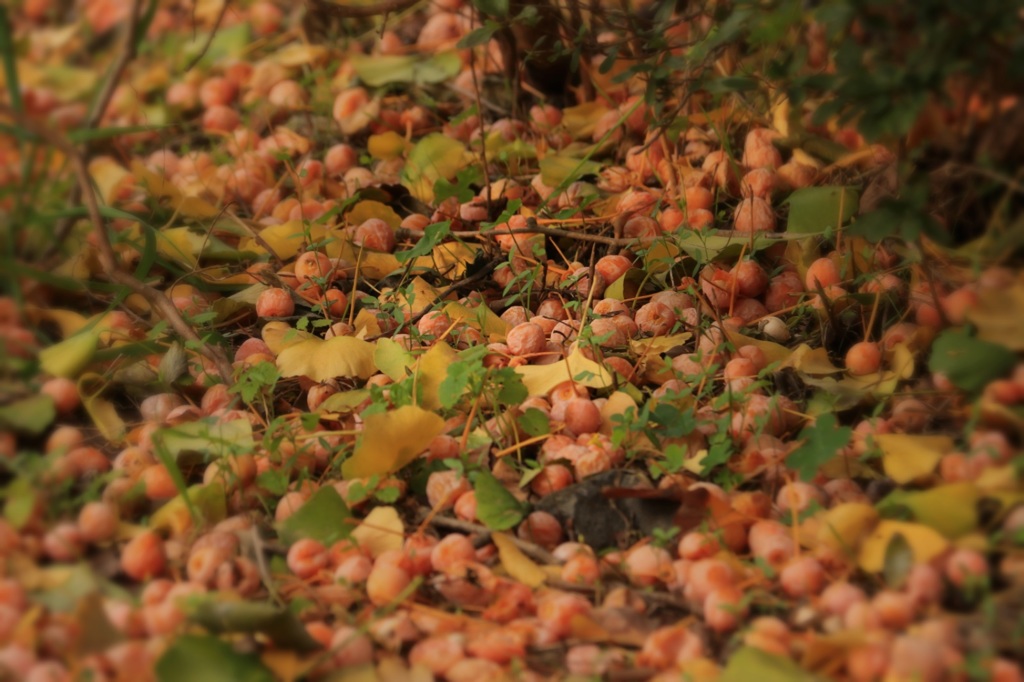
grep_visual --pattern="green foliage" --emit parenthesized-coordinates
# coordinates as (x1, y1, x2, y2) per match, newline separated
(928, 328, 1017, 395)
(787, 413, 853, 481)
(471, 470, 524, 531)
(276, 485, 352, 546)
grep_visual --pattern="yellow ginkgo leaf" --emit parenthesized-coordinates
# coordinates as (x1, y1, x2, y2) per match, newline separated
(242, 221, 330, 260)
(600, 391, 638, 436)
(350, 506, 404, 558)
(515, 347, 615, 397)
(342, 406, 445, 479)
(492, 532, 547, 588)
(88, 157, 129, 205)
(367, 132, 408, 161)
(276, 336, 377, 382)
(815, 503, 879, 554)
(629, 332, 692, 358)
(374, 338, 414, 382)
(727, 331, 790, 366)
(859, 520, 948, 573)
(347, 199, 402, 229)
(261, 321, 315, 356)
(966, 281, 1024, 351)
(876, 433, 953, 484)
(442, 301, 509, 341)
(78, 374, 125, 444)
(786, 344, 842, 374)
(131, 160, 219, 218)
(897, 483, 979, 538)
(413, 342, 458, 410)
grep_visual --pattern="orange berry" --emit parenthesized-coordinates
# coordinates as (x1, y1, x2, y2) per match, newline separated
(353, 218, 396, 252)
(845, 341, 882, 376)
(255, 287, 294, 318)
(121, 531, 166, 581)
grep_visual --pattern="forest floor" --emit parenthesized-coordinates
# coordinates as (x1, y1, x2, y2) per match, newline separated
(1, 1, 1023, 681)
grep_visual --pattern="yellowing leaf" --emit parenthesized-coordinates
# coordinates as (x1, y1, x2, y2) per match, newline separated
(267, 43, 329, 68)
(88, 157, 129, 204)
(151, 483, 226, 537)
(401, 133, 469, 203)
(24, 307, 89, 339)
(342, 406, 445, 478)
(876, 434, 953, 484)
(786, 344, 842, 374)
(374, 338, 414, 382)
(815, 503, 879, 554)
(515, 347, 615, 397)
(629, 332, 692, 358)
(261, 321, 315, 355)
(387, 276, 441, 316)
(367, 132, 408, 161)
(276, 336, 377, 382)
(859, 520, 948, 573)
(561, 101, 611, 139)
(413, 241, 481, 280)
(39, 330, 99, 378)
(413, 342, 458, 410)
(897, 483, 979, 538)
(131, 161, 219, 218)
(600, 391, 638, 436)
(243, 221, 329, 260)
(156, 227, 236, 268)
(350, 506, 404, 558)
(492, 532, 547, 587)
(353, 309, 384, 338)
(78, 374, 125, 444)
(727, 331, 790, 366)
(966, 282, 1024, 350)
(888, 342, 915, 380)
(442, 301, 509, 341)
(347, 199, 402, 229)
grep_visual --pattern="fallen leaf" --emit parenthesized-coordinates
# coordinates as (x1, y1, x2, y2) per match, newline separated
(784, 186, 859, 234)
(347, 199, 402, 229)
(401, 133, 469, 203)
(928, 328, 1016, 394)
(412, 342, 459, 410)
(720, 646, 821, 682)
(277, 485, 352, 546)
(374, 338, 414, 382)
(599, 391, 638, 436)
(350, 506, 405, 558)
(276, 336, 377, 382)
(151, 483, 227, 537)
(471, 471, 523, 531)
(881, 483, 979, 538)
(0, 395, 55, 436)
(342, 406, 445, 479)
(515, 346, 615, 396)
(859, 520, 948, 573)
(78, 374, 126, 444)
(876, 433, 953, 484)
(261, 321, 315, 355)
(966, 281, 1024, 350)
(815, 503, 880, 554)
(351, 51, 461, 87)
(155, 634, 275, 682)
(492, 532, 546, 587)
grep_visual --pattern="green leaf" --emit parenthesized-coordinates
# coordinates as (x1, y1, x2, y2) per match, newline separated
(184, 597, 320, 652)
(396, 221, 452, 264)
(518, 408, 550, 437)
(153, 419, 254, 463)
(439, 359, 475, 410)
(787, 413, 852, 482)
(180, 23, 249, 70)
(401, 133, 469, 203)
(0, 395, 55, 436)
(883, 532, 913, 590)
(3, 477, 38, 529)
(784, 186, 859, 234)
(928, 328, 1015, 395)
(539, 154, 602, 188)
(471, 470, 523, 531)
(351, 51, 461, 87)
(277, 485, 352, 546)
(457, 21, 501, 49)
(155, 634, 275, 682)
(473, 0, 508, 17)
(720, 647, 823, 682)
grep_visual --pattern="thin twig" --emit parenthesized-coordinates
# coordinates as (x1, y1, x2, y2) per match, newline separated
(46, 0, 147, 259)
(183, 0, 231, 73)
(7, 107, 235, 384)
(426, 515, 560, 566)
